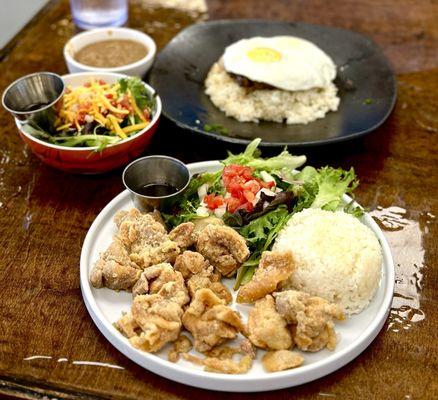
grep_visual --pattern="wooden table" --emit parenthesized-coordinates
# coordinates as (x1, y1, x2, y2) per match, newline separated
(0, 0, 437, 398)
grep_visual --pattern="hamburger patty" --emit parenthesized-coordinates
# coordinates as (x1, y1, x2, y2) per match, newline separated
(229, 73, 276, 90)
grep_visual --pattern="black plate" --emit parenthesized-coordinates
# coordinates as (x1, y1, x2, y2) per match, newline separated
(150, 20, 397, 147)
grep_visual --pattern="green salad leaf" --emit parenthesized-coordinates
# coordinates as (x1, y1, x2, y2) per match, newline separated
(21, 122, 53, 140)
(179, 170, 223, 201)
(294, 166, 361, 214)
(223, 138, 306, 173)
(22, 122, 121, 149)
(161, 170, 223, 227)
(118, 77, 153, 111)
(234, 205, 291, 289)
(52, 134, 120, 148)
(161, 198, 200, 227)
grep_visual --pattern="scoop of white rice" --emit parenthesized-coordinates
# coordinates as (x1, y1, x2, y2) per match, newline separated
(273, 209, 382, 315)
(204, 60, 340, 125)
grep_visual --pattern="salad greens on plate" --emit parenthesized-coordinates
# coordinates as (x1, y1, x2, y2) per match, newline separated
(22, 77, 155, 149)
(161, 138, 362, 288)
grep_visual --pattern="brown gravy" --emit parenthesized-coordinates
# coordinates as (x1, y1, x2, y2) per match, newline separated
(74, 39, 148, 68)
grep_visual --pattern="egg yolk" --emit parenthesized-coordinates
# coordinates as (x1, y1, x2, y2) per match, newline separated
(247, 47, 282, 63)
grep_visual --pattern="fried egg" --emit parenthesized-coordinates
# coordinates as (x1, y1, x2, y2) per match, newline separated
(222, 36, 336, 91)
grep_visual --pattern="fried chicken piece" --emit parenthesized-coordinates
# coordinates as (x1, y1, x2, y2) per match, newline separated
(237, 251, 295, 303)
(204, 340, 255, 374)
(116, 282, 184, 353)
(175, 250, 232, 303)
(168, 334, 193, 362)
(182, 288, 245, 352)
(136, 241, 181, 269)
(192, 216, 224, 239)
(196, 225, 249, 276)
(174, 250, 210, 279)
(113, 209, 129, 228)
(182, 352, 253, 374)
(247, 295, 292, 350)
(262, 350, 304, 372)
(274, 290, 345, 352)
(204, 338, 255, 359)
(91, 210, 178, 291)
(90, 239, 141, 290)
(132, 263, 189, 306)
(114, 312, 140, 338)
(187, 273, 232, 304)
(181, 353, 204, 365)
(149, 209, 166, 228)
(132, 272, 149, 297)
(113, 209, 164, 229)
(183, 339, 256, 374)
(169, 222, 196, 249)
(194, 215, 224, 229)
(116, 208, 180, 268)
(203, 354, 253, 374)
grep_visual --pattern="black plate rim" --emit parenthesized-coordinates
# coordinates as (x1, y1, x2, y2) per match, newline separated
(151, 19, 398, 148)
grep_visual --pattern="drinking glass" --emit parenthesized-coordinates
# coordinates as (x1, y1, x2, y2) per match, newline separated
(69, 0, 128, 30)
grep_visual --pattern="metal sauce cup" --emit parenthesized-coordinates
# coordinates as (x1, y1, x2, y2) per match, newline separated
(2, 72, 64, 126)
(123, 155, 190, 212)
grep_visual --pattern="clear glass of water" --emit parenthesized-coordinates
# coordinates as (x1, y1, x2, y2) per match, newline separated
(70, 0, 128, 30)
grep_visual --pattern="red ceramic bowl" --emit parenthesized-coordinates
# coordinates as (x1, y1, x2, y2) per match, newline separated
(15, 72, 161, 174)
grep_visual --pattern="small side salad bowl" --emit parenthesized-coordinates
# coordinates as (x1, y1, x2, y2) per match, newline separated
(12, 72, 161, 174)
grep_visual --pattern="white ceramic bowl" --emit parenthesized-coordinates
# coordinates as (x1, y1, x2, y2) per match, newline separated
(64, 28, 156, 77)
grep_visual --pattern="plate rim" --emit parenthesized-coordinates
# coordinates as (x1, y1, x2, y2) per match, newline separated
(150, 19, 397, 147)
(80, 160, 395, 392)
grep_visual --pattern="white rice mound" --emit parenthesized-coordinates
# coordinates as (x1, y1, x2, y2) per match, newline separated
(273, 209, 382, 315)
(204, 60, 340, 125)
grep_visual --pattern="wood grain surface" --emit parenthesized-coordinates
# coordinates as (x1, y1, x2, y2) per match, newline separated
(0, 0, 437, 399)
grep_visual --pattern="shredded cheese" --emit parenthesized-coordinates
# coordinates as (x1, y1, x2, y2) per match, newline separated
(108, 115, 127, 139)
(53, 78, 151, 140)
(127, 89, 146, 122)
(122, 122, 148, 134)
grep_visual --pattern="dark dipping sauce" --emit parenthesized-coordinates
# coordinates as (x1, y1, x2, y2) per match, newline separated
(22, 102, 50, 111)
(136, 182, 179, 197)
(74, 39, 148, 68)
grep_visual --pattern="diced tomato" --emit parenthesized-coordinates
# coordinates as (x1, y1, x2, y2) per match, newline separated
(84, 82, 91, 88)
(204, 194, 224, 210)
(225, 197, 242, 213)
(243, 179, 261, 194)
(243, 190, 255, 202)
(105, 94, 113, 99)
(260, 180, 275, 189)
(241, 168, 254, 180)
(223, 165, 254, 182)
(221, 164, 277, 214)
(118, 95, 134, 113)
(243, 201, 254, 212)
(228, 181, 242, 196)
(77, 112, 86, 124)
(204, 194, 214, 208)
(143, 108, 150, 120)
(213, 196, 224, 208)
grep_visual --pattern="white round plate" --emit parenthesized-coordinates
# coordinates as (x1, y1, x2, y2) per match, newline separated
(80, 161, 394, 392)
